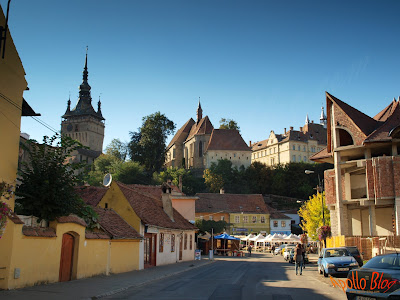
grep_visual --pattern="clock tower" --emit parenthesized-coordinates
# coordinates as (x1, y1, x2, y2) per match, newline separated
(61, 50, 105, 161)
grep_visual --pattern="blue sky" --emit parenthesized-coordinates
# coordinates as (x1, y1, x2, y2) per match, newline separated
(3, 0, 400, 149)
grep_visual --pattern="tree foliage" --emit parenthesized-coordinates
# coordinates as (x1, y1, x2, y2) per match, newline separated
(219, 118, 240, 132)
(153, 167, 205, 195)
(128, 112, 175, 175)
(195, 219, 228, 235)
(298, 192, 330, 241)
(105, 138, 128, 161)
(16, 135, 97, 226)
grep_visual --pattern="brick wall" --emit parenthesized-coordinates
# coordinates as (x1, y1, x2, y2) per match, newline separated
(373, 156, 394, 199)
(365, 159, 375, 200)
(324, 169, 336, 205)
(333, 104, 366, 146)
(393, 156, 400, 198)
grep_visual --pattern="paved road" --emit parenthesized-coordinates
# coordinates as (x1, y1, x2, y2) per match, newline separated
(104, 253, 347, 300)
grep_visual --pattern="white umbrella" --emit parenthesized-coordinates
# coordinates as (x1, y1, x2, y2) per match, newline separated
(284, 233, 300, 243)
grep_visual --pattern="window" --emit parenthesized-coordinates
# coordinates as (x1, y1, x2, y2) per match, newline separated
(190, 234, 193, 250)
(173, 148, 176, 159)
(199, 142, 203, 157)
(292, 155, 296, 162)
(209, 215, 213, 220)
(221, 216, 225, 221)
(298, 155, 301, 161)
(281, 221, 286, 227)
(234, 153, 236, 158)
(303, 146, 306, 151)
(292, 145, 296, 150)
(171, 234, 175, 252)
(261, 216, 265, 223)
(243, 216, 248, 223)
(159, 233, 164, 252)
(252, 216, 257, 223)
(298, 145, 300, 151)
(273, 221, 278, 227)
(269, 149, 272, 154)
(184, 233, 187, 250)
(304, 156, 307, 161)
(234, 215, 240, 223)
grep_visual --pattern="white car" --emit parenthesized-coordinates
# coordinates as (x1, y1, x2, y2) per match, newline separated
(283, 246, 296, 260)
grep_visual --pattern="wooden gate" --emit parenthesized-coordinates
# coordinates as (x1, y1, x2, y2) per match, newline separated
(144, 233, 157, 268)
(59, 233, 74, 282)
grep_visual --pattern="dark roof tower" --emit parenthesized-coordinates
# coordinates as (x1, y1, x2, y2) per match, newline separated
(197, 97, 202, 124)
(62, 48, 104, 120)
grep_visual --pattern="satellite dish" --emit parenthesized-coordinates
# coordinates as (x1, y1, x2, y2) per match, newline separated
(103, 173, 112, 187)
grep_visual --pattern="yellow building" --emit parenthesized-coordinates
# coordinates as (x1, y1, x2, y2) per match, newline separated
(195, 192, 270, 235)
(251, 111, 327, 166)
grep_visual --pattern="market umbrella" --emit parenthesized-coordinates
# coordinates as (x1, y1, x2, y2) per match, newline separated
(214, 233, 240, 240)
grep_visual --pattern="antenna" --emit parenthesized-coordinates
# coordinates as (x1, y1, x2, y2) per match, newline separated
(103, 173, 112, 187)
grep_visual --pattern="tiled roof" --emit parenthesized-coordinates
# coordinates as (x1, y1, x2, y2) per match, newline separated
(85, 230, 111, 239)
(57, 215, 87, 227)
(93, 207, 142, 239)
(374, 99, 398, 122)
(195, 193, 270, 214)
(310, 147, 332, 162)
(327, 92, 378, 136)
(75, 185, 108, 206)
(8, 212, 24, 224)
(269, 208, 292, 220)
(206, 129, 251, 152)
(117, 182, 197, 231)
(365, 103, 400, 143)
(167, 118, 195, 150)
(185, 116, 214, 141)
(22, 226, 57, 237)
(251, 139, 269, 151)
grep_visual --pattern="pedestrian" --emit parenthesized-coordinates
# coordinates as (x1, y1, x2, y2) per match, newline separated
(271, 245, 275, 255)
(302, 245, 306, 269)
(248, 245, 252, 257)
(294, 244, 304, 275)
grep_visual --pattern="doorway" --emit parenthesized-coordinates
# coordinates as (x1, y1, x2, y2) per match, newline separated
(144, 233, 157, 268)
(59, 233, 74, 282)
(179, 235, 183, 261)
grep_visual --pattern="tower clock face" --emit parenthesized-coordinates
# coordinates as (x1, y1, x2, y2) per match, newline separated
(67, 124, 73, 132)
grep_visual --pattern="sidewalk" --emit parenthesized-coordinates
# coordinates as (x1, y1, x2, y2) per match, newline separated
(0, 258, 214, 300)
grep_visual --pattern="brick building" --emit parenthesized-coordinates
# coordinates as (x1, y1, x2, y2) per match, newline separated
(311, 92, 400, 237)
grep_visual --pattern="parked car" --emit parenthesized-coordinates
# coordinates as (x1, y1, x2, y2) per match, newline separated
(284, 246, 296, 261)
(344, 246, 363, 267)
(289, 248, 309, 264)
(279, 244, 296, 256)
(318, 247, 359, 277)
(346, 253, 400, 300)
(274, 245, 284, 255)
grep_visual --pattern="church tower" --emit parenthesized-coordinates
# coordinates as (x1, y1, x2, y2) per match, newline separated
(61, 50, 105, 156)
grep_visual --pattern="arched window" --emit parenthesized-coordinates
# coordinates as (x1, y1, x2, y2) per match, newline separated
(199, 141, 203, 157)
(338, 129, 354, 146)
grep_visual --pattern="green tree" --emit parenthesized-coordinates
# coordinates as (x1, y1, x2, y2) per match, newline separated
(112, 160, 147, 184)
(128, 112, 175, 175)
(16, 135, 98, 226)
(204, 159, 247, 193)
(298, 192, 330, 241)
(203, 169, 224, 193)
(105, 138, 128, 161)
(245, 161, 272, 194)
(153, 167, 205, 195)
(195, 219, 228, 235)
(219, 118, 240, 132)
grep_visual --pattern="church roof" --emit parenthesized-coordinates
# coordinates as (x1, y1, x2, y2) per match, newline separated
(206, 129, 250, 152)
(166, 118, 195, 150)
(185, 116, 214, 142)
(62, 51, 105, 121)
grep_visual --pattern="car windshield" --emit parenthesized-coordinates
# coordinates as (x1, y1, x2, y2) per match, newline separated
(324, 249, 350, 258)
(364, 255, 400, 270)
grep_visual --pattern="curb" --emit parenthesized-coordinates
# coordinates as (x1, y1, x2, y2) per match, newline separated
(91, 260, 216, 299)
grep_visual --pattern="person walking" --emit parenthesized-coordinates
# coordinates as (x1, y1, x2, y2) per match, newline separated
(271, 245, 275, 255)
(248, 245, 252, 257)
(302, 245, 306, 269)
(294, 244, 304, 275)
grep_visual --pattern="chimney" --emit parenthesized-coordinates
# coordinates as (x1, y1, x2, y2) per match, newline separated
(290, 126, 293, 131)
(249, 141, 252, 147)
(284, 128, 286, 134)
(311, 120, 314, 124)
(300, 127, 303, 132)
(220, 188, 225, 194)
(162, 183, 175, 222)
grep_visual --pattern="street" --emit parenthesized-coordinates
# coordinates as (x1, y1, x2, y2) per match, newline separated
(104, 253, 346, 300)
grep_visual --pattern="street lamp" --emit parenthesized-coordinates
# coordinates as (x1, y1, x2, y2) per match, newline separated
(305, 170, 325, 225)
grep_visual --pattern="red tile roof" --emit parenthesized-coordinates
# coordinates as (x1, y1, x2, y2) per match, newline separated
(117, 182, 197, 231)
(75, 186, 108, 206)
(365, 103, 400, 143)
(186, 116, 214, 141)
(206, 129, 251, 152)
(93, 207, 142, 239)
(22, 226, 57, 237)
(195, 193, 270, 214)
(8, 212, 24, 224)
(374, 99, 398, 122)
(167, 118, 195, 150)
(269, 208, 292, 220)
(85, 231, 111, 239)
(57, 215, 87, 227)
(310, 147, 333, 162)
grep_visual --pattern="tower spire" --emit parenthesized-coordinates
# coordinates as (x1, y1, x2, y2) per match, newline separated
(320, 106, 327, 128)
(197, 97, 203, 123)
(82, 46, 88, 84)
(305, 114, 310, 124)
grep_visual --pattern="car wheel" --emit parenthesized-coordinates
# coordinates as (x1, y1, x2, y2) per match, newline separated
(323, 269, 328, 277)
(318, 267, 322, 274)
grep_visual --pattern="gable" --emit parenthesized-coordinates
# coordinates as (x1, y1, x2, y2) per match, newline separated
(98, 182, 142, 232)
